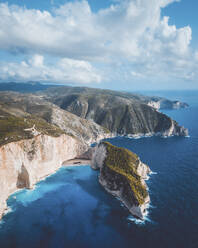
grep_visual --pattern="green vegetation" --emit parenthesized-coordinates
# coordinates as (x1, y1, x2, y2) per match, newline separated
(0, 112, 65, 146)
(103, 141, 148, 205)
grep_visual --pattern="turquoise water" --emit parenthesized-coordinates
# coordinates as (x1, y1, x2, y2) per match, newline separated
(0, 91, 198, 248)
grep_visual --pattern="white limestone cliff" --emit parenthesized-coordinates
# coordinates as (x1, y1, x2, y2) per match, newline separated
(147, 101, 161, 110)
(0, 134, 85, 219)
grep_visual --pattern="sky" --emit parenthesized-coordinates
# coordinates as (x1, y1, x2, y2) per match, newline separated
(0, 0, 197, 90)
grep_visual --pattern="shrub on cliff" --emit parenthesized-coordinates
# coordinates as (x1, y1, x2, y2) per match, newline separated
(102, 141, 148, 205)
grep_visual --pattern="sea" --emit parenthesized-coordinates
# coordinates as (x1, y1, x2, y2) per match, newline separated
(0, 90, 198, 248)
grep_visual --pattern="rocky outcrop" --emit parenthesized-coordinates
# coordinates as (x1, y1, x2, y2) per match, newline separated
(147, 99, 189, 110)
(125, 118, 188, 138)
(91, 142, 151, 220)
(162, 119, 188, 137)
(147, 101, 161, 110)
(49, 107, 112, 145)
(0, 133, 85, 219)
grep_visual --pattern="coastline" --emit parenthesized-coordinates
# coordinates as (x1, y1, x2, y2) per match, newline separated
(105, 123, 189, 142)
(1, 127, 185, 222)
(0, 133, 87, 220)
(1, 160, 152, 223)
(0, 160, 92, 221)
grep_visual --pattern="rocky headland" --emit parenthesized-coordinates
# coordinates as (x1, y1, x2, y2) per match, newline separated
(41, 85, 188, 137)
(91, 142, 151, 219)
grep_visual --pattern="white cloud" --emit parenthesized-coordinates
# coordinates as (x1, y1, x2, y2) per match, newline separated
(0, 55, 102, 84)
(29, 54, 44, 67)
(0, 0, 197, 85)
(131, 71, 144, 78)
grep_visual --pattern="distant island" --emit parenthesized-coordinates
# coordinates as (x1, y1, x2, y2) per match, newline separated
(0, 82, 189, 220)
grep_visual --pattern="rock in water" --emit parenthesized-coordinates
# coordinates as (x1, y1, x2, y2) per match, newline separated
(91, 142, 151, 220)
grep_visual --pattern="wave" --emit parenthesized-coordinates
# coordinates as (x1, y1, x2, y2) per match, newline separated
(127, 201, 156, 225)
(148, 204, 156, 209)
(3, 207, 13, 216)
(150, 171, 158, 175)
(0, 207, 14, 227)
(145, 171, 158, 181)
(127, 213, 152, 225)
(127, 133, 152, 139)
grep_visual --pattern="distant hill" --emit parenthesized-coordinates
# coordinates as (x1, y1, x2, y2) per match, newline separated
(0, 82, 58, 93)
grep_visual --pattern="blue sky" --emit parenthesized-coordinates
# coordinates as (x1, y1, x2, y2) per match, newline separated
(0, 0, 113, 12)
(0, 0, 197, 90)
(162, 0, 198, 48)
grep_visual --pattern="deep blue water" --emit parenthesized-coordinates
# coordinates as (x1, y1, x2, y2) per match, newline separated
(0, 91, 198, 248)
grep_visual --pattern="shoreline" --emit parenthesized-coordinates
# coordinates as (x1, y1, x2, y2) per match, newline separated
(1, 134, 162, 222)
(110, 132, 189, 140)
(1, 160, 92, 221)
(1, 150, 155, 223)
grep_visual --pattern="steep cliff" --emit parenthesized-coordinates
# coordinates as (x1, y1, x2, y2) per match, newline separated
(91, 142, 151, 219)
(42, 86, 188, 137)
(0, 133, 85, 219)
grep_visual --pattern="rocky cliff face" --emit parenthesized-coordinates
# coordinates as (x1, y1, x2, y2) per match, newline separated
(61, 96, 188, 137)
(42, 87, 188, 137)
(147, 99, 189, 110)
(91, 142, 151, 219)
(0, 133, 85, 219)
